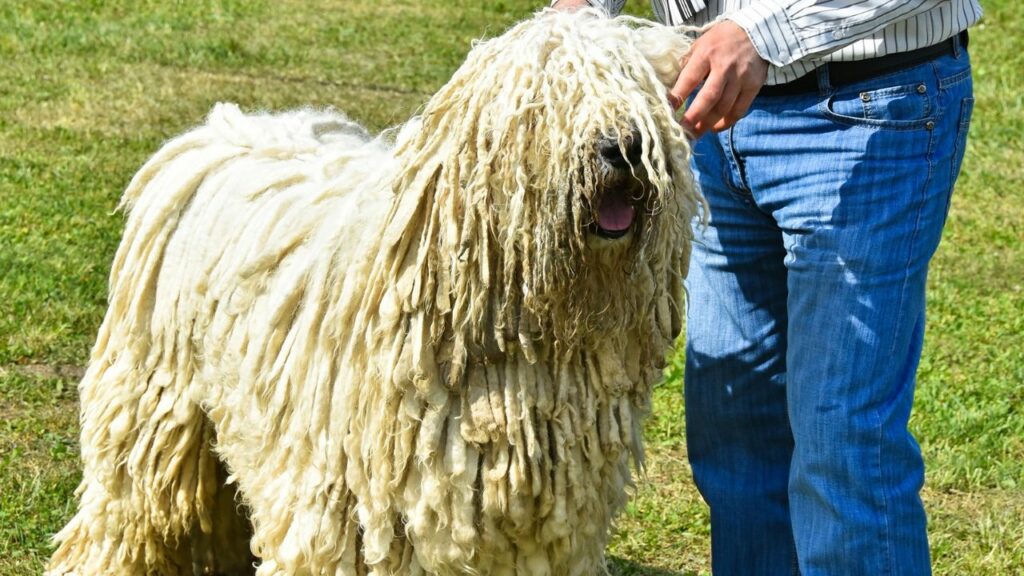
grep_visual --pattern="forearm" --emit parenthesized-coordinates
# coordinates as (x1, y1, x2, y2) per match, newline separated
(726, 0, 947, 67)
(550, 0, 627, 16)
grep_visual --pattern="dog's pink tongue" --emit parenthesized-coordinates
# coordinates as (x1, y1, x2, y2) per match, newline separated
(598, 192, 636, 232)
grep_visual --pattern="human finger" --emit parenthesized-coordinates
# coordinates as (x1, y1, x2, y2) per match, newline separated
(702, 78, 741, 131)
(667, 91, 683, 110)
(669, 51, 710, 109)
(682, 72, 727, 130)
(689, 120, 710, 138)
(712, 85, 759, 131)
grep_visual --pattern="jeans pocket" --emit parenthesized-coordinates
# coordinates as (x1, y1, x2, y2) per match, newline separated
(820, 79, 936, 130)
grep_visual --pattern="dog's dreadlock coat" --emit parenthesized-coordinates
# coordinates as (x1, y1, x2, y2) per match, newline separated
(48, 9, 700, 576)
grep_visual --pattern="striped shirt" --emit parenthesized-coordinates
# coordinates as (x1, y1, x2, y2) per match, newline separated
(585, 0, 983, 85)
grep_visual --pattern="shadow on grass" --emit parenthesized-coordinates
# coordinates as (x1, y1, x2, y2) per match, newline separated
(607, 556, 697, 576)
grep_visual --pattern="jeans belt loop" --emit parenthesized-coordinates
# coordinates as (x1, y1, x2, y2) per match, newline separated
(815, 64, 832, 96)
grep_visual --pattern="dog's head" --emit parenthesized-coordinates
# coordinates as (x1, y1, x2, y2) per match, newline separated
(382, 10, 702, 365)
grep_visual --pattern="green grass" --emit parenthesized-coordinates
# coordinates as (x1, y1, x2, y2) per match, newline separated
(1, 1, 1021, 574)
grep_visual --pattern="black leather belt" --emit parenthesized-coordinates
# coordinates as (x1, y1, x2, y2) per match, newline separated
(759, 31, 968, 97)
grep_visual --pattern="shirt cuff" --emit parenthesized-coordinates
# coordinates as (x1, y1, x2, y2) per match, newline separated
(723, 1, 805, 68)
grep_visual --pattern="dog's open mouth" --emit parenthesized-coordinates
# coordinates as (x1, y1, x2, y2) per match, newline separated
(593, 186, 638, 239)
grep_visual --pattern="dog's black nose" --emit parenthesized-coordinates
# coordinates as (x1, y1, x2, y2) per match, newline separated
(599, 131, 643, 169)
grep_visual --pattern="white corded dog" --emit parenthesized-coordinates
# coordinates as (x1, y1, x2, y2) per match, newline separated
(49, 9, 699, 576)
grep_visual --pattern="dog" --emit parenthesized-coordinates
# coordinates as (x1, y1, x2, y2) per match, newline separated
(48, 9, 699, 575)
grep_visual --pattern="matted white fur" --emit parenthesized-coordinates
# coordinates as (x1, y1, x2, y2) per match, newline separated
(49, 9, 700, 576)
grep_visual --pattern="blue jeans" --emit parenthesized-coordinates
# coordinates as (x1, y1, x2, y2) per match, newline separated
(684, 43, 974, 575)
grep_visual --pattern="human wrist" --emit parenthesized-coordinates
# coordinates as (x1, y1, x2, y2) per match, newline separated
(552, 0, 628, 16)
(551, 0, 594, 11)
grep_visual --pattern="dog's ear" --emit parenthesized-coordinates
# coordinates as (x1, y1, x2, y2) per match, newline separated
(633, 25, 696, 88)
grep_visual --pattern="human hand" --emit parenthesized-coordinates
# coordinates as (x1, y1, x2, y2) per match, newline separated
(551, 0, 592, 11)
(669, 21, 768, 137)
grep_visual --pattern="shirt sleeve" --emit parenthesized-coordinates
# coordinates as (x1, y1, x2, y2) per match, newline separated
(725, 0, 947, 67)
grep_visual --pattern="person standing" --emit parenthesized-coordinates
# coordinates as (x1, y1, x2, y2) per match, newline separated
(552, 1, 981, 575)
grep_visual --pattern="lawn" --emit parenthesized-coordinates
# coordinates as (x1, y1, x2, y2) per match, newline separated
(1, 1, 1021, 574)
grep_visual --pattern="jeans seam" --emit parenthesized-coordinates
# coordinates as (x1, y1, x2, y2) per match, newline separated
(878, 98, 937, 576)
(948, 96, 974, 209)
(888, 65, 939, 362)
(723, 127, 753, 202)
(727, 127, 749, 192)
(875, 406, 893, 576)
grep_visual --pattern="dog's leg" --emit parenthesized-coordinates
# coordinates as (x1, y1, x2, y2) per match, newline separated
(207, 428, 398, 576)
(48, 363, 212, 576)
(188, 455, 257, 576)
(239, 475, 366, 576)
